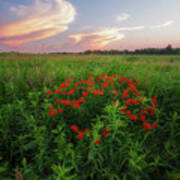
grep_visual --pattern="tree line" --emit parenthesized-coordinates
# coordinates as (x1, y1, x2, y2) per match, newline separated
(82, 45, 180, 55)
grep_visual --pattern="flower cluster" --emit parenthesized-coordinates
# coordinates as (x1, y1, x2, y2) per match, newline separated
(46, 73, 159, 145)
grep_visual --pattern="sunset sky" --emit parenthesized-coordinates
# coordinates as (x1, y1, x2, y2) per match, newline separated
(0, 0, 180, 53)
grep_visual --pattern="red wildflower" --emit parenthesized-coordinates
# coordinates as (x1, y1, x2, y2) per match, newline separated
(54, 89, 59, 94)
(66, 78, 71, 83)
(78, 131, 84, 140)
(58, 108, 63, 113)
(78, 97, 86, 103)
(70, 125, 79, 132)
(73, 103, 80, 108)
(143, 122, 151, 132)
(56, 99, 61, 103)
(125, 110, 131, 115)
(88, 76, 93, 80)
(106, 76, 112, 81)
(97, 77, 102, 81)
(102, 81, 108, 87)
(94, 90, 103, 96)
(110, 81, 114, 86)
(151, 123, 158, 129)
(101, 130, 111, 136)
(74, 81, 78, 89)
(94, 139, 101, 145)
(46, 90, 52, 95)
(112, 89, 119, 95)
(82, 90, 89, 96)
(147, 107, 155, 115)
(59, 83, 69, 89)
(132, 100, 139, 105)
(140, 110, 148, 115)
(101, 73, 106, 78)
(126, 98, 132, 104)
(129, 114, 138, 120)
(81, 80, 86, 84)
(121, 89, 129, 99)
(49, 106, 54, 110)
(84, 128, 90, 133)
(112, 74, 118, 78)
(120, 105, 127, 112)
(140, 115, 146, 121)
(152, 96, 158, 106)
(49, 111, 57, 116)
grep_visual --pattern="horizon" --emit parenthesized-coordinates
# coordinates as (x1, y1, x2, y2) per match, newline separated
(0, 0, 180, 53)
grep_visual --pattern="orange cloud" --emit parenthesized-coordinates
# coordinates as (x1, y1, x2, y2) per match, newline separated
(69, 26, 145, 49)
(0, 0, 76, 46)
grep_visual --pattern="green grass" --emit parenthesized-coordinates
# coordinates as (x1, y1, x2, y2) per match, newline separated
(0, 53, 180, 180)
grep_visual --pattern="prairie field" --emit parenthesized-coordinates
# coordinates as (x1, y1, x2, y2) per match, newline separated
(0, 53, 180, 180)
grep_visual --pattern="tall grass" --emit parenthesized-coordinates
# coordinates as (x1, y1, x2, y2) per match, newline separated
(0, 53, 180, 180)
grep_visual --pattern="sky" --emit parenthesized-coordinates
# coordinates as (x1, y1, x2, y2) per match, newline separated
(0, 0, 180, 53)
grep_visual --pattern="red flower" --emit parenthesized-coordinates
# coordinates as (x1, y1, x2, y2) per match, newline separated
(110, 81, 114, 86)
(73, 103, 80, 108)
(129, 114, 138, 120)
(49, 111, 57, 116)
(94, 139, 101, 145)
(121, 89, 129, 99)
(81, 80, 86, 84)
(106, 76, 112, 81)
(46, 90, 52, 95)
(101, 73, 106, 78)
(120, 105, 127, 112)
(140, 115, 146, 121)
(143, 122, 151, 132)
(82, 90, 89, 96)
(71, 125, 79, 132)
(112, 74, 118, 78)
(58, 108, 63, 113)
(88, 76, 93, 80)
(132, 100, 139, 105)
(151, 123, 158, 129)
(97, 77, 102, 81)
(152, 96, 158, 107)
(74, 81, 78, 89)
(101, 130, 111, 136)
(84, 128, 90, 133)
(102, 81, 108, 87)
(94, 90, 103, 96)
(78, 131, 84, 140)
(56, 99, 61, 103)
(66, 78, 71, 83)
(49, 106, 54, 110)
(54, 89, 59, 94)
(78, 97, 86, 103)
(112, 89, 119, 95)
(126, 98, 132, 104)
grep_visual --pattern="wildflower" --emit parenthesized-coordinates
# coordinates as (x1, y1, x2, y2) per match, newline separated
(82, 90, 89, 96)
(146, 107, 155, 115)
(74, 81, 78, 89)
(94, 90, 103, 96)
(152, 96, 158, 107)
(88, 76, 93, 80)
(112, 89, 119, 95)
(143, 122, 151, 132)
(49, 106, 54, 110)
(151, 123, 158, 129)
(58, 108, 63, 113)
(101, 73, 106, 78)
(97, 77, 102, 81)
(84, 128, 90, 133)
(78, 131, 84, 140)
(112, 74, 118, 78)
(78, 97, 86, 103)
(129, 114, 138, 120)
(125, 110, 131, 115)
(102, 81, 108, 87)
(140, 115, 146, 121)
(110, 81, 114, 86)
(101, 130, 111, 136)
(132, 99, 139, 105)
(106, 76, 112, 81)
(71, 125, 79, 132)
(125, 98, 132, 104)
(81, 80, 86, 84)
(120, 105, 127, 112)
(94, 139, 101, 145)
(49, 111, 57, 116)
(121, 89, 129, 99)
(46, 90, 52, 95)
(66, 78, 71, 83)
(54, 89, 59, 94)
(73, 103, 80, 108)
(56, 99, 61, 103)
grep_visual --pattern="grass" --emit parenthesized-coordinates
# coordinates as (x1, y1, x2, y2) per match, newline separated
(0, 53, 180, 180)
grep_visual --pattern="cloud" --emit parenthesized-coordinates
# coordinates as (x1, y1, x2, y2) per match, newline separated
(0, 0, 76, 46)
(149, 20, 174, 29)
(69, 26, 144, 49)
(116, 13, 130, 22)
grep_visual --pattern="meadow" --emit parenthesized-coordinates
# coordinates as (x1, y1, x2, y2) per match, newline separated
(0, 53, 180, 180)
